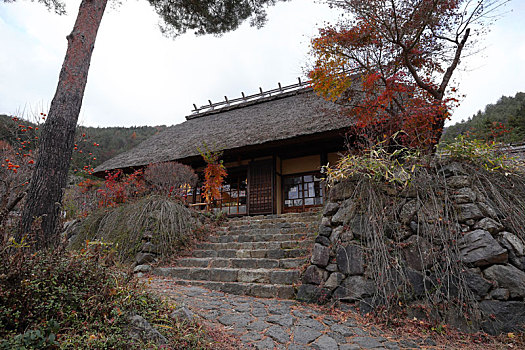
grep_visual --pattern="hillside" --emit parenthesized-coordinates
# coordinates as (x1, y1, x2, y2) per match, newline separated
(0, 114, 166, 169)
(442, 92, 525, 144)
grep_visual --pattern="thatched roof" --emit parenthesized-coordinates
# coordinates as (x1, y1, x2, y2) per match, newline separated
(94, 88, 351, 174)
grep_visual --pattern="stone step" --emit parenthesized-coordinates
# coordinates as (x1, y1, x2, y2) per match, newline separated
(207, 232, 314, 243)
(224, 221, 318, 229)
(175, 257, 307, 269)
(191, 247, 310, 259)
(195, 240, 312, 251)
(164, 278, 296, 299)
(147, 212, 320, 300)
(152, 267, 300, 285)
(208, 233, 316, 243)
(228, 211, 320, 221)
(215, 227, 317, 236)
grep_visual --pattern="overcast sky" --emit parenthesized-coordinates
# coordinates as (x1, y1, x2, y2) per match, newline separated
(0, 0, 524, 128)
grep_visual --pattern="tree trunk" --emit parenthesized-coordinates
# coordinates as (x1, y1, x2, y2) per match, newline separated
(19, 0, 108, 249)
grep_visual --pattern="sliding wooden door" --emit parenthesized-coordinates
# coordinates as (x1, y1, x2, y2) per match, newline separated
(248, 160, 274, 215)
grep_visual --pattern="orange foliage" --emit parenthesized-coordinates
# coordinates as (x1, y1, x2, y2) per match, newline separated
(308, 0, 501, 151)
(198, 145, 227, 207)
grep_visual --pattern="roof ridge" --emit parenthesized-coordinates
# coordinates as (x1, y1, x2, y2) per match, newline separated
(186, 80, 312, 120)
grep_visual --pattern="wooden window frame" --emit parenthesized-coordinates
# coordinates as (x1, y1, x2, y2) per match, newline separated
(282, 171, 324, 213)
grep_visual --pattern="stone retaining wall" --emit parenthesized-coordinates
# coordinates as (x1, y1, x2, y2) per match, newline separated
(298, 162, 525, 335)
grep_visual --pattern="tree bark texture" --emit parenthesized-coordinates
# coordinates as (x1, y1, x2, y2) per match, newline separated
(19, 0, 107, 249)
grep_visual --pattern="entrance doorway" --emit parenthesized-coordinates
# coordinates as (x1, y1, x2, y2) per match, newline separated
(248, 159, 274, 215)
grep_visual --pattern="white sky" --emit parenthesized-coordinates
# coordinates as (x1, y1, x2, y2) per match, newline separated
(0, 0, 524, 128)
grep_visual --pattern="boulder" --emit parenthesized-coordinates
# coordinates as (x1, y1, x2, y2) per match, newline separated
(399, 199, 420, 224)
(473, 218, 503, 236)
(329, 181, 356, 202)
(325, 272, 345, 290)
(405, 268, 425, 297)
(348, 214, 370, 239)
(463, 269, 492, 299)
(458, 229, 508, 267)
(451, 187, 477, 204)
(456, 203, 483, 223)
(401, 235, 435, 271)
(296, 284, 332, 304)
(330, 226, 344, 244)
(135, 252, 157, 265)
(326, 263, 338, 272)
(128, 314, 168, 345)
(498, 232, 525, 270)
(421, 200, 445, 223)
(478, 202, 500, 219)
(321, 216, 331, 227)
(311, 243, 330, 267)
(318, 224, 332, 237)
(337, 244, 364, 275)
(302, 265, 329, 285)
(331, 199, 356, 225)
(489, 288, 510, 301)
(323, 202, 340, 216)
(439, 162, 467, 177)
(499, 232, 525, 256)
(169, 306, 195, 323)
(446, 175, 470, 189)
(333, 276, 375, 301)
(315, 235, 331, 247)
(483, 264, 525, 298)
(480, 300, 525, 335)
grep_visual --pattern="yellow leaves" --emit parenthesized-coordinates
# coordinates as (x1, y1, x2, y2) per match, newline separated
(324, 141, 421, 188)
(508, 332, 515, 338)
(156, 324, 174, 330)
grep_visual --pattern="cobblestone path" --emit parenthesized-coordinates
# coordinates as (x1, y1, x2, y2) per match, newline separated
(147, 277, 441, 350)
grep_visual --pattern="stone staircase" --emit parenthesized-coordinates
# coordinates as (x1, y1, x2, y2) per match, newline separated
(152, 211, 320, 299)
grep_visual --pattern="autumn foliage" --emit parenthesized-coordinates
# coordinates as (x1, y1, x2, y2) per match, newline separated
(198, 145, 227, 208)
(0, 114, 102, 228)
(310, 0, 506, 151)
(0, 115, 40, 228)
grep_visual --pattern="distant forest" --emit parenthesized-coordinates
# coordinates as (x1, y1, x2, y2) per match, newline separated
(0, 114, 166, 171)
(2, 91, 524, 173)
(442, 92, 525, 144)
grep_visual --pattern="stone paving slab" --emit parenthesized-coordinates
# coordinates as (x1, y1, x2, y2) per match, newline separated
(146, 277, 441, 350)
(208, 233, 314, 243)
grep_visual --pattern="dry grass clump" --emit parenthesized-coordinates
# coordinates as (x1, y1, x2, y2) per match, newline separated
(70, 195, 196, 263)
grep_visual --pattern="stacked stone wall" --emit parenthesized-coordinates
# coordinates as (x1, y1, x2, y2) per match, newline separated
(298, 162, 525, 335)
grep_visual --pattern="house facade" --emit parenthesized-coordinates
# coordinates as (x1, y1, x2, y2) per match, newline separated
(94, 83, 352, 215)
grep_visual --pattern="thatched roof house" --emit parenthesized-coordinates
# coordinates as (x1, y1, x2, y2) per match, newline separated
(95, 85, 352, 215)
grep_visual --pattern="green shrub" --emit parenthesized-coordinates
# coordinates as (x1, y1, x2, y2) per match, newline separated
(0, 242, 210, 349)
(438, 135, 524, 173)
